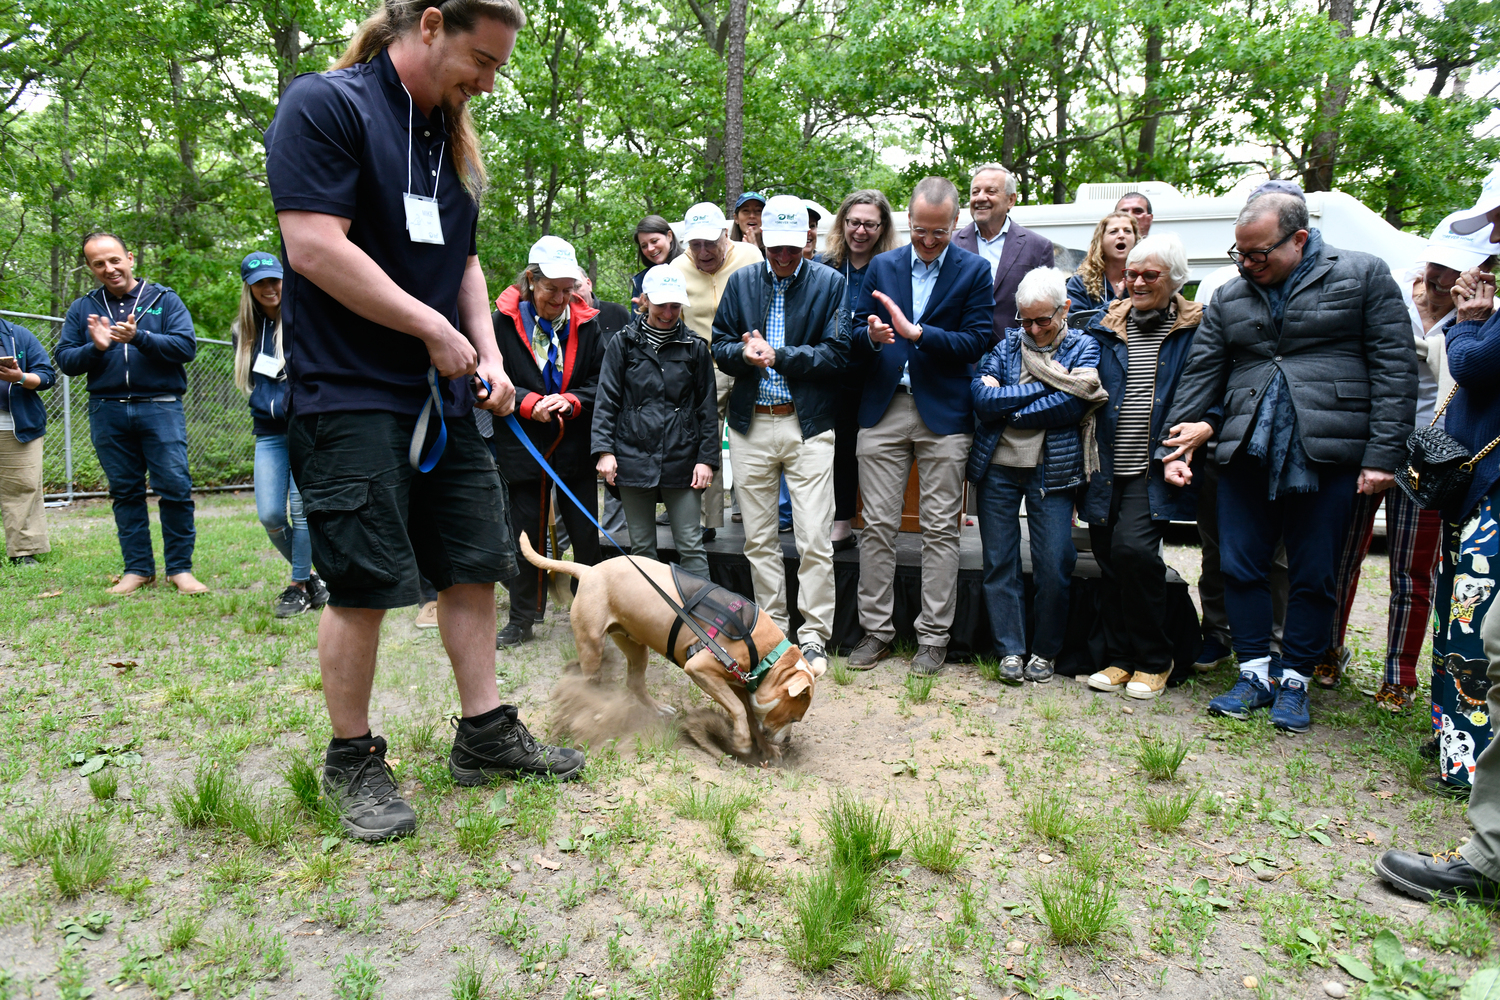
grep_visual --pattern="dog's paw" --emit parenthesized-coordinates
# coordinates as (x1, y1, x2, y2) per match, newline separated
(656, 703, 678, 718)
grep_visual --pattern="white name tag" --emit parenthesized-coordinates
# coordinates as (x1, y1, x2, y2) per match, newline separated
(404, 193, 444, 245)
(252, 352, 284, 377)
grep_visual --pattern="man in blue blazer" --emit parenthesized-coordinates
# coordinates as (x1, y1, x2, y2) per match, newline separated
(845, 177, 994, 675)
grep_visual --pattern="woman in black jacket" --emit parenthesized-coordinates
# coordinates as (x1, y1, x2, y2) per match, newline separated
(593, 265, 718, 577)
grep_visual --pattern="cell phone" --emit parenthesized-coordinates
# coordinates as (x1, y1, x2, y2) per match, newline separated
(0, 356, 17, 369)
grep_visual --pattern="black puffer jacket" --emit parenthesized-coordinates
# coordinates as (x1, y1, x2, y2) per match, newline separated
(592, 317, 719, 490)
(1163, 240, 1415, 471)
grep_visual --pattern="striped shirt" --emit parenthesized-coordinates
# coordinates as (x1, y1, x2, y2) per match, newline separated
(1114, 307, 1172, 476)
(756, 260, 798, 407)
(641, 321, 674, 353)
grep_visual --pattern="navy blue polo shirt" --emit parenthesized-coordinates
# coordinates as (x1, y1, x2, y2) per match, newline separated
(264, 49, 479, 418)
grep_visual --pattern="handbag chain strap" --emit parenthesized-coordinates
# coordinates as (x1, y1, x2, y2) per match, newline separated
(1430, 384, 1500, 471)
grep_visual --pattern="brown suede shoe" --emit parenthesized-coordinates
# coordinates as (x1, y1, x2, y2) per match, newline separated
(909, 644, 947, 676)
(846, 634, 890, 670)
(107, 573, 155, 595)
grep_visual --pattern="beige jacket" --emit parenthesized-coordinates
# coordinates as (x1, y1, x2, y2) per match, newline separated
(671, 241, 764, 341)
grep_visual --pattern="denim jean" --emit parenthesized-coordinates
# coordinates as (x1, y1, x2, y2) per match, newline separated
(88, 397, 195, 576)
(977, 464, 1077, 660)
(254, 433, 311, 582)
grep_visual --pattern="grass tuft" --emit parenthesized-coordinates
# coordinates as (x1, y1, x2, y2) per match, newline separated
(170, 764, 233, 828)
(670, 923, 733, 1000)
(50, 815, 117, 899)
(904, 672, 935, 703)
(1141, 788, 1199, 833)
(831, 659, 855, 686)
(731, 855, 774, 894)
(674, 784, 757, 853)
(854, 928, 914, 992)
(1031, 865, 1119, 945)
(162, 910, 202, 952)
(281, 753, 323, 814)
(1022, 789, 1086, 844)
(332, 953, 381, 1000)
(1135, 732, 1190, 780)
(88, 769, 119, 801)
(449, 956, 493, 1000)
(454, 796, 503, 859)
(788, 862, 871, 971)
(906, 816, 964, 874)
(822, 791, 898, 874)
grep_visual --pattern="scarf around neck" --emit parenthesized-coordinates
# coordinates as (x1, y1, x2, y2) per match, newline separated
(1017, 329, 1111, 474)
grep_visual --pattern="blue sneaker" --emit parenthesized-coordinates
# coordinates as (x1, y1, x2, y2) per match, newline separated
(1270, 677, 1311, 734)
(1207, 671, 1275, 720)
(1192, 638, 1234, 672)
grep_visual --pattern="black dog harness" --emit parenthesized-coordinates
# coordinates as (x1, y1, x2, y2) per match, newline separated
(665, 566, 790, 693)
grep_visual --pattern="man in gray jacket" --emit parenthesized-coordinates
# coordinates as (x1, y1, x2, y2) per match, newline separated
(1158, 193, 1415, 735)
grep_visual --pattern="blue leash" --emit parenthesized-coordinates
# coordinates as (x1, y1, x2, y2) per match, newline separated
(498, 400, 740, 671)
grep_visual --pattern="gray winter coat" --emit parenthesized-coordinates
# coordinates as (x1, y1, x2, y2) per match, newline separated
(1161, 241, 1415, 471)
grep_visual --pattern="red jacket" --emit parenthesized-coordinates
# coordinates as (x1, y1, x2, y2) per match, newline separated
(491, 286, 605, 481)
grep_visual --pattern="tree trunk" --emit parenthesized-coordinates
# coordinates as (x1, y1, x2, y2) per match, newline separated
(1303, 0, 1354, 193)
(723, 0, 748, 214)
(1051, 35, 1069, 205)
(1132, 24, 1164, 177)
(272, 15, 302, 97)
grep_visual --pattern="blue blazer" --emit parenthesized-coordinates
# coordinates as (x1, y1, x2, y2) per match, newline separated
(850, 244, 993, 436)
(0, 318, 56, 444)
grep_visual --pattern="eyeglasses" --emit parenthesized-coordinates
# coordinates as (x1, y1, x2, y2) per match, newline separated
(845, 219, 882, 231)
(910, 227, 952, 241)
(1015, 305, 1064, 329)
(1227, 229, 1298, 265)
(1124, 269, 1164, 284)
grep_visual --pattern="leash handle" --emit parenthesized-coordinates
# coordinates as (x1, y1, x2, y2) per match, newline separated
(502, 414, 738, 669)
(409, 366, 449, 472)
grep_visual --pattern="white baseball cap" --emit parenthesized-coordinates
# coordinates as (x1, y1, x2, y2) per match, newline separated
(1450, 165, 1500, 235)
(760, 195, 810, 249)
(640, 264, 689, 305)
(1424, 210, 1500, 270)
(682, 202, 729, 243)
(527, 235, 585, 282)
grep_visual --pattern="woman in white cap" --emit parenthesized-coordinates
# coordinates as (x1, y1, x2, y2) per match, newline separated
(232, 251, 328, 618)
(592, 265, 718, 577)
(491, 235, 607, 647)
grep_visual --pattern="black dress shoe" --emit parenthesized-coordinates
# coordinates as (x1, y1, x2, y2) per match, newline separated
(9, 555, 38, 566)
(1375, 848, 1500, 904)
(701, 527, 716, 543)
(496, 621, 535, 648)
(831, 534, 857, 552)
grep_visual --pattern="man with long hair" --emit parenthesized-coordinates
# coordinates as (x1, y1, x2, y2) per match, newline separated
(265, 0, 583, 843)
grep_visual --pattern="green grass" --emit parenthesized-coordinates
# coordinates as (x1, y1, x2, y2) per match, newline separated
(1023, 789, 1086, 845)
(50, 815, 117, 898)
(831, 659, 855, 686)
(670, 924, 733, 1000)
(1032, 865, 1120, 945)
(332, 954, 381, 1000)
(449, 957, 493, 1000)
(822, 791, 898, 873)
(454, 795, 504, 858)
(170, 764, 234, 828)
(904, 672, 935, 703)
(87, 768, 119, 801)
(789, 861, 873, 971)
(1141, 788, 1199, 833)
(854, 928, 914, 992)
(674, 784, 757, 853)
(1135, 731, 1190, 780)
(906, 816, 963, 874)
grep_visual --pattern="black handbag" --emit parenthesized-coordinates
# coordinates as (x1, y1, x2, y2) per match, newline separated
(1396, 385, 1500, 510)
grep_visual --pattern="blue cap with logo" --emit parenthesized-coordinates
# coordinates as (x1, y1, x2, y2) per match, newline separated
(735, 191, 767, 211)
(240, 251, 284, 285)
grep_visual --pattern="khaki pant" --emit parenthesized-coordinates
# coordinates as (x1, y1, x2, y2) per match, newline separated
(700, 370, 734, 529)
(0, 433, 49, 558)
(728, 414, 836, 646)
(856, 394, 970, 646)
(1463, 597, 1500, 881)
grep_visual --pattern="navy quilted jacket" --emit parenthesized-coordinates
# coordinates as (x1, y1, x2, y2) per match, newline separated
(968, 327, 1100, 491)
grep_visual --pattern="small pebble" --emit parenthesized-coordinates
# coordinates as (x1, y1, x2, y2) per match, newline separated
(1038, 853, 1053, 864)
(1243, 976, 1259, 989)
(1122, 706, 1135, 715)
(1323, 983, 1348, 999)
(534, 962, 546, 972)
(1006, 939, 1026, 955)
(590, 988, 607, 999)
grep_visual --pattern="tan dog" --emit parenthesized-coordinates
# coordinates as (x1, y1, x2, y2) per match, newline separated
(518, 533, 823, 762)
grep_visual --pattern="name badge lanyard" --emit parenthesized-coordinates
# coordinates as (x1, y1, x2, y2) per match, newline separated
(251, 314, 284, 378)
(402, 84, 445, 245)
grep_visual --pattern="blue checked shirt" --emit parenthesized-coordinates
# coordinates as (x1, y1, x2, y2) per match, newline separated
(755, 259, 802, 407)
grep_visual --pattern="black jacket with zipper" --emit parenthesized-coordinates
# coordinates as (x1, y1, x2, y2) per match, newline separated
(592, 316, 719, 490)
(710, 260, 850, 439)
(239, 314, 290, 435)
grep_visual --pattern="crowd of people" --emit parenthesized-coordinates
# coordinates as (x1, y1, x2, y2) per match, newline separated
(0, 0, 1497, 907)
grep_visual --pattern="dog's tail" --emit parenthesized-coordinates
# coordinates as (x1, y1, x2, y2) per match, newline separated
(518, 531, 589, 579)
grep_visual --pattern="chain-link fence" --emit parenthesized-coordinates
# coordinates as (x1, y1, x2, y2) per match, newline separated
(1, 310, 255, 501)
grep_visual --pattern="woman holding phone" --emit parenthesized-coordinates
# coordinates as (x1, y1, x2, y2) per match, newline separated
(0, 316, 56, 565)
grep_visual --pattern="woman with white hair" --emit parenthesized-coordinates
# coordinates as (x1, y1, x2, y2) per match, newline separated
(1080, 233, 1206, 699)
(970, 267, 1108, 683)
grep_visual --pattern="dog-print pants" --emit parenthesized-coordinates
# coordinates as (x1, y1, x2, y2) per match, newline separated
(1433, 490, 1500, 789)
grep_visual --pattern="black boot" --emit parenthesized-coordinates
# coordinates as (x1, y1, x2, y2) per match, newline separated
(448, 706, 585, 785)
(1375, 848, 1500, 904)
(322, 735, 417, 842)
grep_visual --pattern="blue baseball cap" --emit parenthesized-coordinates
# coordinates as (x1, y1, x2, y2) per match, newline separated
(735, 191, 767, 211)
(240, 251, 284, 284)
